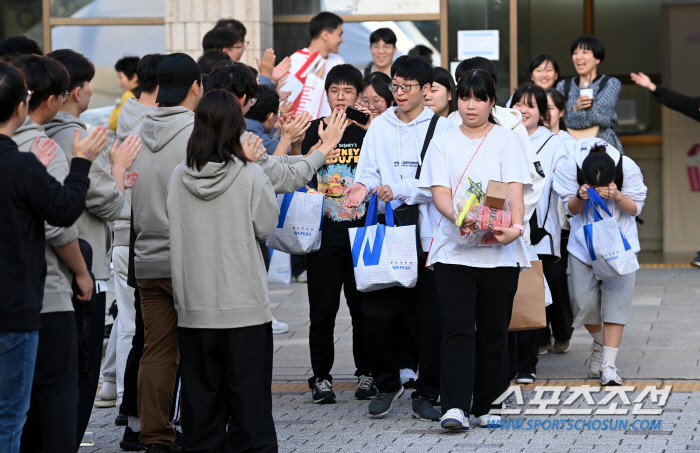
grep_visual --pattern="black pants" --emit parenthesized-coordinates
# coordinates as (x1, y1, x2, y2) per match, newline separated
(291, 254, 306, 278)
(539, 236, 574, 346)
(434, 263, 519, 417)
(306, 244, 368, 385)
(76, 291, 105, 444)
(21, 312, 79, 453)
(362, 262, 441, 400)
(513, 330, 540, 376)
(392, 302, 419, 371)
(179, 324, 277, 453)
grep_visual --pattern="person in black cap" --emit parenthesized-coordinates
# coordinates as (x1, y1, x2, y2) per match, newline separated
(128, 52, 201, 453)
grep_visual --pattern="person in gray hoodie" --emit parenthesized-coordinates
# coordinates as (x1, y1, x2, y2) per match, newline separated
(43, 50, 141, 431)
(129, 52, 201, 452)
(167, 88, 280, 452)
(344, 56, 452, 421)
(12, 54, 109, 452)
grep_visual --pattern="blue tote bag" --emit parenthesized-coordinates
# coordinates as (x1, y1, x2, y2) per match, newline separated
(583, 188, 639, 280)
(266, 185, 324, 255)
(348, 194, 418, 292)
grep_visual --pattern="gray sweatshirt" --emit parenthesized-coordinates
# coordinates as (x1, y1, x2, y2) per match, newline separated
(167, 158, 279, 328)
(44, 111, 124, 280)
(113, 98, 154, 247)
(130, 106, 194, 279)
(13, 118, 77, 313)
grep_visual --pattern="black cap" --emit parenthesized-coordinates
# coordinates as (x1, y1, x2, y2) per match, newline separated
(155, 53, 201, 104)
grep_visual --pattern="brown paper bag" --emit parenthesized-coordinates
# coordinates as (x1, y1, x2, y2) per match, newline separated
(509, 260, 547, 331)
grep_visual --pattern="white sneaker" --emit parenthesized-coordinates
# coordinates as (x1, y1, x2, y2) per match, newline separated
(271, 317, 288, 334)
(600, 362, 622, 386)
(440, 408, 468, 431)
(589, 341, 603, 377)
(295, 271, 307, 283)
(477, 414, 502, 428)
(95, 381, 117, 407)
(399, 368, 418, 388)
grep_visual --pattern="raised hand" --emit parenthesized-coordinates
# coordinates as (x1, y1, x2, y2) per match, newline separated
(110, 135, 142, 171)
(255, 49, 276, 78)
(281, 111, 311, 143)
(272, 56, 291, 84)
(318, 110, 348, 150)
(352, 103, 373, 130)
(29, 136, 57, 167)
(242, 132, 266, 162)
(630, 72, 656, 92)
(72, 126, 109, 161)
(124, 171, 139, 189)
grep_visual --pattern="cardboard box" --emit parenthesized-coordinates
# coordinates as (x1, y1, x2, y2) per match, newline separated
(484, 180, 507, 210)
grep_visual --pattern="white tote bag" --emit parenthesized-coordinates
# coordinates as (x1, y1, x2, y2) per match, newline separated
(348, 194, 418, 292)
(266, 186, 324, 255)
(583, 188, 639, 280)
(267, 249, 292, 284)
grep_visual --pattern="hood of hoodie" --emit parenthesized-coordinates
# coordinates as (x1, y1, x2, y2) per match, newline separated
(13, 117, 46, 148)
(381, 106, 435, 178)
(116, 97, 154, 142)
(139, 106, 194, 153)
(180, 159, 244, 201)
(43, 110, 86, 139)
(573, 137, 621, 167)
(492, 105, 523, 130)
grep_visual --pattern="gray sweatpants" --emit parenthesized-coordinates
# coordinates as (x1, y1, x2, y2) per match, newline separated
(568, 255, 635, 328)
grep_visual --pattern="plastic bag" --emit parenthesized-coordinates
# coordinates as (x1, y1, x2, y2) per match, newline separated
(444, 200, 512, 246)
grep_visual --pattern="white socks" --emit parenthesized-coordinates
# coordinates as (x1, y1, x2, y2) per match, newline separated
(591, 329, 604, 346)
(602, 346, 619, 367)
(127, 416, 141, 433)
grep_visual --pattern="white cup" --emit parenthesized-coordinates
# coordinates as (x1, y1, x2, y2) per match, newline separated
(579, 88, 594, 99)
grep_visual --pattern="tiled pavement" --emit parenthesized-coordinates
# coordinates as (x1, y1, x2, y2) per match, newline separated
(85, 268, 700, 452)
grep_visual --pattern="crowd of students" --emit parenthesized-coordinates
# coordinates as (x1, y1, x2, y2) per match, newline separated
(0, 9, 661, 453)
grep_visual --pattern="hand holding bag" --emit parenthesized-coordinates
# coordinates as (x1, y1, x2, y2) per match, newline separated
(266, 184, 325, 255)
(583, 188, 639, 280)
(349, 193, 418, 292)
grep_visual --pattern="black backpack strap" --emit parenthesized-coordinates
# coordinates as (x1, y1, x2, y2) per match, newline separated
(564, 78, 572, 100)
(536, 135, 555, 155)
(415, 114, 440, 179)
(597, 75, 610, 93)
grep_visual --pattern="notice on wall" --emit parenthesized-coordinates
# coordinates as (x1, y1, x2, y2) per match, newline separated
(457, 30, 500, 61)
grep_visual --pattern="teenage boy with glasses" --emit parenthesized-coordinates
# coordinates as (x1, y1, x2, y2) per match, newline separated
(344, 55, 452, 421)
(364, 28, 397, 77)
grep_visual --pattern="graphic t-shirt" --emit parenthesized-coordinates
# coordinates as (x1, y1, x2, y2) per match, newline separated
(302, 118, 367, 246)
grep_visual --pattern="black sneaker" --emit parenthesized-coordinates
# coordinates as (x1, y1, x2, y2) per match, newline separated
(119, 427, 144, 451)
(144, 444, 178, 453)
(355, 375, 377, 400)
(311, 378, 336, 404)
(515, 372, 535, 384)
(412, 394, 441, 421)
(692, 251, 700, 268)
(115, 413, 128, 426)
(368, 384, 404, 417)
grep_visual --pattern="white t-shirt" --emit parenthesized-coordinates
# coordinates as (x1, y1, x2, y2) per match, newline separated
(418, 124, 533, 269)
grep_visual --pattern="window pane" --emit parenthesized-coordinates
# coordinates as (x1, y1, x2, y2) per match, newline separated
(0, 0, 44, 52)
(50, 0, 164, 18)
(273, 0, 439, 16)
(274, 20, 440, 70)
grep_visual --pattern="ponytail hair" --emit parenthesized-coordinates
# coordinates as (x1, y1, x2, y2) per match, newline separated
(581, 143, 615, 186)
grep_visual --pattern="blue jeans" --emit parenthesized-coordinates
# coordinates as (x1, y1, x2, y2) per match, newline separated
(0, 331, 39, 453)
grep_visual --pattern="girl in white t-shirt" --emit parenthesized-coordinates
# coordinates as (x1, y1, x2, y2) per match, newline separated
(418, 69, 532, 431)
(511, 84, 572, 382)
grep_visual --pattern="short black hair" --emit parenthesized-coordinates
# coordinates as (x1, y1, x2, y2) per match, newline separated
(0, 36, 42, 63)
(528, 53, 559, 83)
(197, 50, 230, 75)
(46, 49, 95, 92)
(206, 61, 258, 101)
(455, 69, 498, 125)
(391, 55, 433, 88)
(363, 72, 394, 107)
(13, 55, 69, 112)
(408, 45, 433, 61)
(511, 83, 550, 127)
(247, 65, 258, 77)
(545, 88, 568, 131)
(370, 28, 397, 46)
(0, 62, 28, 123)
(137, 54, 166, 94)
(455, 57, 497, 85)
(582, 143, 615, 186)
(570, 35, 605, 62)
(325, 64, 363, 94)
(432, 67, 456, 115)
(309, 12, 343, 40)
(202, 27, 241, 51)
(215, 18, 247, 38)
(245, 84, 279, 123)
(115, 56, 140, 79)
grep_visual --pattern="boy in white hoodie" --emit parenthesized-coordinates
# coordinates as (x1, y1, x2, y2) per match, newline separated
(345, 55, 452, 421)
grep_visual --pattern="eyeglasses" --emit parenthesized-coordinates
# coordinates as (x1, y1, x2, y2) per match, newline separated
(370, 44, 395, 53)
(360, 98, 386, 108)
(328, 89, 357, 99)
(232, 41, 250, 51)
(61, 91, 70, 101)
(388, 83, 421, 93)
(26, 90, 33, 104)
(249, 97, 256, 106)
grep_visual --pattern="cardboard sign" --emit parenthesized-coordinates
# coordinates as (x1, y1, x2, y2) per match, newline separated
(484, 180, 507, 210)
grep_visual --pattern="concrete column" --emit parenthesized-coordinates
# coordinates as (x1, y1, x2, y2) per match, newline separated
(165, 0, 273, 67)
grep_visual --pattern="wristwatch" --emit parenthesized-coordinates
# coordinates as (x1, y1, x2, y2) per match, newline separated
(512, 224, 525, 237)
